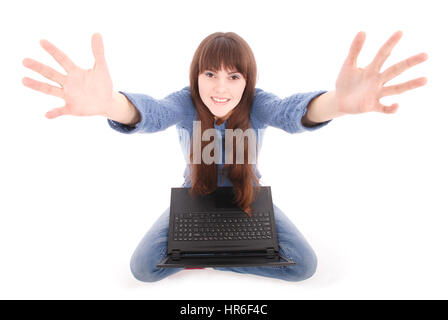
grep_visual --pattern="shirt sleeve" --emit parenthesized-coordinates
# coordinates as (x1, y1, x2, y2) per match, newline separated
(251, 88, 332, 133)
(107, 86, 194, 134)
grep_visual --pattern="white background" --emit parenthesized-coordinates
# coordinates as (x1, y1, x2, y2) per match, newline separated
(1, 0, 447, 299)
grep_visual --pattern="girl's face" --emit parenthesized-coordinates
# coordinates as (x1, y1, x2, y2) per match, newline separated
(198, 66, 246, 121)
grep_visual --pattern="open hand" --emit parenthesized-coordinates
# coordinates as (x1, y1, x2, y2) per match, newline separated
(22, 33, 113, 119)
(334, 31, 428, 114)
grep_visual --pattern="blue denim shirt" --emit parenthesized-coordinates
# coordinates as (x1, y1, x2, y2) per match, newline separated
(107, 86, 331, 187)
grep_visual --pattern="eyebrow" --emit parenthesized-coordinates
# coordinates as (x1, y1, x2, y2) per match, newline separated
(208, 69, 240, 74)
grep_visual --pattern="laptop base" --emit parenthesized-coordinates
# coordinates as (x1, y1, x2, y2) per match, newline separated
(157, 253, 295, 268)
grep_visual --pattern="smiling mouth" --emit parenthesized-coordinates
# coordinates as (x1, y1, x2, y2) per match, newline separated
(211, 97, 231, 104)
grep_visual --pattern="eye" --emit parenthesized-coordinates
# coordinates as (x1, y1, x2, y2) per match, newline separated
(204, 71, 241, 80)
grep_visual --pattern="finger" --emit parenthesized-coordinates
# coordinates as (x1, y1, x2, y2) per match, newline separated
(370, 31, 403, 72)
(344, 31, 366, 67)
(22, 77, 64, 98)
(91, 33, 108, 69)
(374, 102, 399, 114)
(381, 53, 428, 83)
(381, 77, 427, 97)
(45, 106, 70, 119)
(22, 58, 65, 85)
(40, 39, 76, 73)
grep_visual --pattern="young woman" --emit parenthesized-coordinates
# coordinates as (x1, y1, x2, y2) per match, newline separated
(22, 31, 427, 282)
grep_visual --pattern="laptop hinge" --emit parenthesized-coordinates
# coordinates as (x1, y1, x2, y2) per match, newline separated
(172, 250, 181, 261)
(266, 247, 275, 259)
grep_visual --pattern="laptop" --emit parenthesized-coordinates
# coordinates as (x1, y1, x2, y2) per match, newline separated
(157, 186, 295, 268)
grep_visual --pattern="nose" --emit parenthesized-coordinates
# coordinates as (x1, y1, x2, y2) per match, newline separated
(214, 78, 228, 93)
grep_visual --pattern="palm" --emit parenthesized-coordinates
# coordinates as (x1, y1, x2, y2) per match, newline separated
(334, 31, 427, 115)
(23, 33, 113, 119)
(63, 64, 112, 116)
(335, 63, 382, 114)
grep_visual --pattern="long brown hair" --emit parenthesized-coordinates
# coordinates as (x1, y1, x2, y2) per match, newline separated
(188, 32, 260, 215)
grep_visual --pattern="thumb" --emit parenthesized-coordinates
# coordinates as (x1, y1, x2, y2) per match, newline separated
(91, 33, 108, 69)
(46, 106, 70, 119)
(375, 102, 399, 114)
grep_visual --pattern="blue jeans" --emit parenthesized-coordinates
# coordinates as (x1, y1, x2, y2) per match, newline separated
(130, 204, 317, 282)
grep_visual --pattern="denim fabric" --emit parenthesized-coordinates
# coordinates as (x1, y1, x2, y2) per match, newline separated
(130, 203, 317, 282)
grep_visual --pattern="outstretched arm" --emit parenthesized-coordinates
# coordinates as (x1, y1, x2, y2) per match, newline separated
(302, 31, 428, 125)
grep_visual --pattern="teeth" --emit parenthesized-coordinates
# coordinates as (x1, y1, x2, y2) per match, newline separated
(212, 97, 230, 103)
